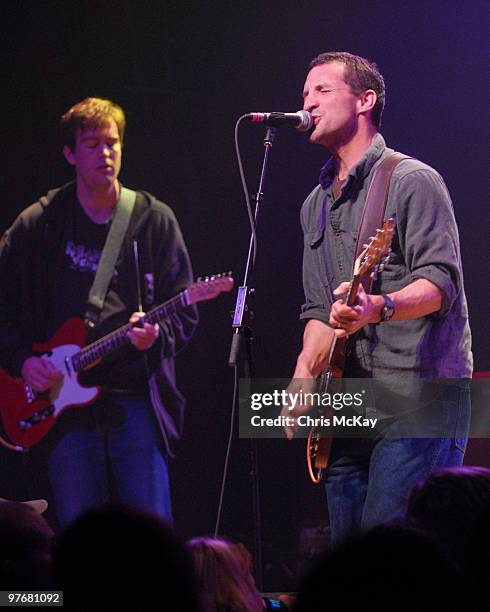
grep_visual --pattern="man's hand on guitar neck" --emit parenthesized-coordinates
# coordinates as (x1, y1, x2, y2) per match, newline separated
(330, 279, 444, 337)
(330, 282, 382, 338)
(127, 312, 160, 351)
(21, 356, 63, 393)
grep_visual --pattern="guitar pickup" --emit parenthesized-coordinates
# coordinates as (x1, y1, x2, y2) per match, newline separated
(18, 404, 55, 430)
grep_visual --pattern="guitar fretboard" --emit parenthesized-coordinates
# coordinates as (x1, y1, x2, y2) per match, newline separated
(71, 290, 190, 372)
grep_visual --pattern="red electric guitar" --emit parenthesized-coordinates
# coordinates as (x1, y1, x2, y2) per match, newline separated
(0, 274, 234, 451)
(306, 219, 395, 483)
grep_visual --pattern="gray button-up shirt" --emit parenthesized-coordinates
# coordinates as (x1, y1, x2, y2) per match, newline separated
(300, 134, 473, 383)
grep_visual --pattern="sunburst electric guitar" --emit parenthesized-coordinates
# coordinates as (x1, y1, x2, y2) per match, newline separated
(306, 219, 395, 483)
(0, 274, 234, 451)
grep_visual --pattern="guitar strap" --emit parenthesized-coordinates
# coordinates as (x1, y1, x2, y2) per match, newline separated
(84, 186, 136, 329)
(308, 153, 411, 479)
(353, 152, 410, 292)
(335, 153, 411, 364)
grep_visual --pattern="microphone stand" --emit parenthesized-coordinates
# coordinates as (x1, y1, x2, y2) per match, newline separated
(229, 125, 277, 591)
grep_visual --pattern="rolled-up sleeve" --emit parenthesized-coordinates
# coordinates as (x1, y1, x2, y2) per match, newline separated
(393, 168, 462, 316)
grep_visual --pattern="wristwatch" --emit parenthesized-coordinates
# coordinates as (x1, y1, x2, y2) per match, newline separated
(379, 294, 395, 322)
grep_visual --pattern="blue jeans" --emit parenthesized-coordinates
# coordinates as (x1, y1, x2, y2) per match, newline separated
(47, 394, 172, 530)
(325, 381, 471, 548)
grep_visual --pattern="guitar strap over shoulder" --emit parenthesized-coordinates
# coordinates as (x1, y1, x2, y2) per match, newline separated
(306, 153, 411, 482)
(354, 152, 409, 293)
(84, 187, 136, 329)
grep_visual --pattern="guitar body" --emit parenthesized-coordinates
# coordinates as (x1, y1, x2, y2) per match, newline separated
(306, 337, 346, 483)
(0, 318, 99, 450)
(305, 219, 395, 483)
(0, 274, 234, 451)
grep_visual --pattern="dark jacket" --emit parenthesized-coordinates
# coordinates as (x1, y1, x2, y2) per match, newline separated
(0, 182, 198, 456)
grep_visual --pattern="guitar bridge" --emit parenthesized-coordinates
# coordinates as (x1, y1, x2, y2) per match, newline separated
(18, 405, 55, 430)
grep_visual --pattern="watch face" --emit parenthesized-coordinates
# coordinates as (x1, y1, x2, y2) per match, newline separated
(381, 296, 395, 321)
(383, 307, 393, 320)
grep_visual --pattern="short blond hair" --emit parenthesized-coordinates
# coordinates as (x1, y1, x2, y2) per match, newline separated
(61, 97, 126, 150)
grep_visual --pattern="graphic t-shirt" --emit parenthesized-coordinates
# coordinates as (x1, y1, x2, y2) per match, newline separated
(47, 195, 149, 393)
(47, 197, 110, 332)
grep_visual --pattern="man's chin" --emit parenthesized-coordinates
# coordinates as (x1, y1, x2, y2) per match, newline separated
(308, 128, 337, 151)
(94, 174, 118, 186)
(309, 131, 328, 147)
(89, 178, 119, 193)
(308, 129, 321, 144)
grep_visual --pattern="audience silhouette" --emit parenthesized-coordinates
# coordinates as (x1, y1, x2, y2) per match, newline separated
(0, 499, 54, 589)
(1, 465, 489, 610)
(55, 504, 200, 611)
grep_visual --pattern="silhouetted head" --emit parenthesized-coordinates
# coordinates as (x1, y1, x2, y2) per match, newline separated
(294, 522, 461, 612)
(0, 501, 54, 589)
(406, 466, 490, 567)
(55, 504, 199, 611)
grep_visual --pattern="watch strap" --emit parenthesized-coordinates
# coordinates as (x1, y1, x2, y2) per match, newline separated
(379, 293, 395, 322)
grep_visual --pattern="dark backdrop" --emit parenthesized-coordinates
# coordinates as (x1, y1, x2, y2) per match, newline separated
(1, 0, 488, 591)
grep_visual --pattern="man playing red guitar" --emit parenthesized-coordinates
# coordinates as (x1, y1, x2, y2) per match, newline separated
(0, 98, 198, 529)
(284, 52, 472, 548)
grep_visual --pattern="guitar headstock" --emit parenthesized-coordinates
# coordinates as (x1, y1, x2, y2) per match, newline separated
(186, 273, 234, 305)
(354, 218, 395, 279)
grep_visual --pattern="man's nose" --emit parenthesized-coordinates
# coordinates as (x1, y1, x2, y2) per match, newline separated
(303, 95, 315, 112)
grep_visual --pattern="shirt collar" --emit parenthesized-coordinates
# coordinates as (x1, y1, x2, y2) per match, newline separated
(319, 133, 387, 190)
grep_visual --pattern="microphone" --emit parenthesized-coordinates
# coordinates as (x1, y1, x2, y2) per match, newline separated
(246, 110, 313, 132)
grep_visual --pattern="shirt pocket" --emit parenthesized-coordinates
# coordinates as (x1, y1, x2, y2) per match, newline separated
(305, 227, 325, 249)
(304, 227, 335, 290)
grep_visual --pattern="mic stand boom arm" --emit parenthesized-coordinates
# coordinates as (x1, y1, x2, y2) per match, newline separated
(228, 126, 276, 366)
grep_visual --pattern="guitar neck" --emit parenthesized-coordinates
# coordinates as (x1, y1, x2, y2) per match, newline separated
(321, 217, 395, 382)
(345, 275, 361, 306)
(324, 273, 361, 379)
(72, 289, 191, 372)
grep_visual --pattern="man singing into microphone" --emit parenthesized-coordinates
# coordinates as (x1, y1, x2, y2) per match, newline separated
(284, 52, 472, 547)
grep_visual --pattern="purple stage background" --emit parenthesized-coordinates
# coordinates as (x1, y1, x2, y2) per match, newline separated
(1, 0, 488, 590)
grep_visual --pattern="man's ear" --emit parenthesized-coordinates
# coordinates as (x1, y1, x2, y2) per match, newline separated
(357, 89, 377, 117)
(63, 145, 76, 166)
